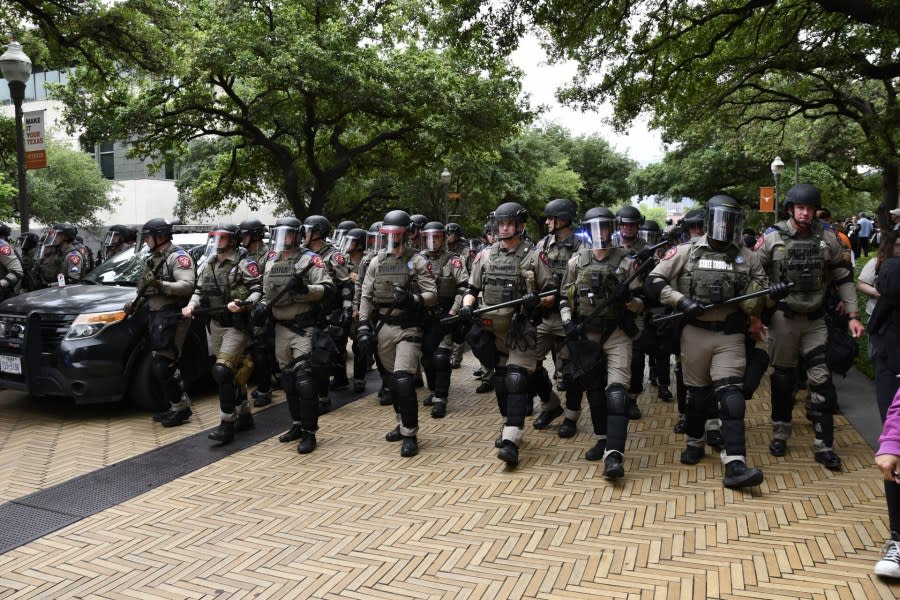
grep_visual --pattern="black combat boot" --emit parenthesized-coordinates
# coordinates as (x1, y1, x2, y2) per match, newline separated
(234, 412, 255, 432)
(558, 418, 577, 438)
(297, 432, 317, 454)
(532, 405, 563, 430)
(160, 408, 192, 427)
(401, 436, 418, 457)
(723, 461, 764, 489)
(602, 452, 625, 479)
(208, 420, 235, 445)
(680, 445, 705, 465)
(497, 441, 519, 466)
(279, 423, 303, 443)
(585, 440, 605, 461)
(385, 426, 402, 442)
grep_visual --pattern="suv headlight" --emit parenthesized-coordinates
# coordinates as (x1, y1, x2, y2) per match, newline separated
(65, 310, 127, 340)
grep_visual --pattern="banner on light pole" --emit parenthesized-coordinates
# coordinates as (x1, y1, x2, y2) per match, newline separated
(23, 109, 47, 170)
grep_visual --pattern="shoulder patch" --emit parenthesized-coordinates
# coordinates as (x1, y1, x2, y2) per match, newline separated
(246, 260, 260, 278)
(310, 254, 325, 269)
(176, 255, 192, 269)
(68, 253, 81, 265)
(539, 251, 549, 265)
(267, 250, 277, 260)
(332, 251, 346, 266)
(662, 247, 678, 260)
(450, 257, 463, 270)
(752, 236, 765, 251)
(0, 244, 10, 256)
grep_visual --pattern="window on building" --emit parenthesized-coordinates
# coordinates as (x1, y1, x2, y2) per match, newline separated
(99, 142, 115, 179)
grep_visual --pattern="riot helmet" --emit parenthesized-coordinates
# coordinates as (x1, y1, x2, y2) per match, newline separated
(209, 222, 239, 254)
(0, 222, 10, 240)
(616, 206, 644, 241)
(103, 224, 130, 250)
(638, 220, 661, 245)
(682, 209, 705, 241)
(17, 232, 40, 254)
(271, 217, 301, 252)
(467, 238, 483, 255)
(704, 194, 744, 245)
(366, 221, 384, 253)
(582, 207, 616, 249)
(492, 202, 527, 240)
(45, 222, 78, 247)
(238, 218, 266, 245)
(380, 210, 412, 252)
(785, 183, 821, 228)
(422, 221, 445, 252)
(331, 220, 358, 249)
(140, 218, 173, 250)
(340, 228, 367, 254)
(303, 215, 331, 245)
(445, 222, 463, 237)
(543, 198, 577, 233)
(409, 214, 429, 232)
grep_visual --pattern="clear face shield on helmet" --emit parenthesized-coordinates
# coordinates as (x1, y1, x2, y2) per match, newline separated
(209, 229, 235, 254)
(422, 230, 444, 252)
(380, 224, 407, 253)
(365, 230, 383, 253)
(705, 206, 744, 245)
(584, 218, 615, 249)
(103, 231, 122, 250)
(468, 238, 483, 255)
(271, 225, 299, 252)
(332, 229, 348, 249)
(43, 229, 62, 247)
(638, 229, 660, 245)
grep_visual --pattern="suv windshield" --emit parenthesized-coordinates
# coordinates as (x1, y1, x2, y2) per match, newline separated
(84, 248, 145, 285)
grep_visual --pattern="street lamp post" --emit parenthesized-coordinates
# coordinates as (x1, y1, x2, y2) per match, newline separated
(0, 41, 32, 234)
(440, 168, 451, 224)
(771, 156, 785, 222)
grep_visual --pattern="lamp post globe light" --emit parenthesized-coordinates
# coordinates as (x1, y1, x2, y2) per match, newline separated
(0, 41, 32, 233)
(440, 167, 451, 223)
(770, 156, 785, 220)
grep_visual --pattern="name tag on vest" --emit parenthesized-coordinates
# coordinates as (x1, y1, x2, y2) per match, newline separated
(698, 259, 732, 271)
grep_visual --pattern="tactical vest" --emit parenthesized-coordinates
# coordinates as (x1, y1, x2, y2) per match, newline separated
(539, 235, 578, 289)
(573, 248, 627, 321)
(772, 225, 827, 312)
(373, 248, 417, 305)
(675, 243, 748, 305)
(433, 252, 459, 305)
(199, 254, 249, 310)
(147, 245, 182, 283)
(264, 252, 303, 307)
(482, 244, 527, 306)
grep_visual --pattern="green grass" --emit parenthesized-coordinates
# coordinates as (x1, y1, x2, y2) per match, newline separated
(854, 254, 875, 379)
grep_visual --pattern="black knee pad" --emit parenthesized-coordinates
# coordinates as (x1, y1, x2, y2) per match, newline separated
(493, 366, 508, 399)
(280, 370, 298, 397)
(770, 366, 796, 402)
(505, 365, 530, 395)
(605, 383, 629, 416)
(808, 380, 837, 414)
(434, 348, 451, 371)
(685, 386, 713, 413)
(393, 370, 415, 399)
(295, 370, 317, 401)
(531, 367, 552, 402)
(716, 385, 745, 420)
(151, 355, 175, 381)
(212, 362, 233, 385)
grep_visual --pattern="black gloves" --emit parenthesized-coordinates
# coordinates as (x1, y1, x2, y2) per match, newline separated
(521, 292, 540, 312)
(564, 320, 582, 341)
(392, 286, 422, 310)
(458, 305, 474, 322)
(356, 322, 375, 355)
(611, 283, 630, 301)
(285, 275, 309, 294)
(769, 281, 791, 301)
(676, 296, 704, 318)
(251, 302, 270, 326)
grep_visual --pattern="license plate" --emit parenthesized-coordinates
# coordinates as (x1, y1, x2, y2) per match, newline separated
(0, 355, 21, 375)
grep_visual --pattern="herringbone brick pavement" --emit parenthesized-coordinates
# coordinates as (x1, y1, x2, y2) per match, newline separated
(0, 355, 898, 599)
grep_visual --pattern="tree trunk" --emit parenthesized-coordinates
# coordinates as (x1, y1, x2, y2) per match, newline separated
(877, 159, 899, 230)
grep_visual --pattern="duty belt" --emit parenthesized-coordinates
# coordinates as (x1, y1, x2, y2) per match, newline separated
(276, 312, 318, 331)
(582, 317, 620, 333)
(776, 302, 825, 321)
(687, 319, 729, 332)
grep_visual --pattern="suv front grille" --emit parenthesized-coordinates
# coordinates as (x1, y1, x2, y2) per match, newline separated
(0, 312, 77, 354)
(37, 314, 77, 352)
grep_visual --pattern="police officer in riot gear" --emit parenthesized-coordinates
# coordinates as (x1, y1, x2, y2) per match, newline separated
(615, 206, 649, 420)
(135, 218, 197, 427)
(353, 221, 384, 398)
(459, 202, 545, 467)
(342, 228, 369, 392)
(357, 210, 437, 457)
(16, 232, 41, 291)
(647, 194, 774, 489)
(756, 183, 864, 470)
(183, 223, 262, 445)
(44, 222, 85, 284)
(445, 223, 466, 255)
(530, 198, 583, 435)
(420, 221, 468, 418)
(331, 220, 358, 250)
(303, 215, 353, 409)
(239, 218, 275, 407)
(0, 222, 24, 298)
(409, 214, 429, 250)
(559, 207, 644, 478)
(254, 217, 334, 454)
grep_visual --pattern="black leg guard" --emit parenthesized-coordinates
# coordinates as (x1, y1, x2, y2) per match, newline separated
(605, 383, 629, 454)
(769, 366, 796, 424)
(654, 352, 671, 386)
(393, 370, 418, 431)
(531, 366, 553, 404)
(717, 385, 747, 457)
(743, 346, 769, 400)
(281, 371, 301, 421)
(808, 381, 837, 446)
(494, 366, 508, 417)
(565, 382, 583, 412)
(421, 346, 436, 391)
(296, 370, 319, 431)
(684, 386, 712, 440)
(587, 388, 607, 437)
(629, 350, 645, 395)
(151, 354, 184, 407)
(675, 360, 686, 413)
(352, 339, 368, 380)
(212, 363, 237, 413)
(433, 348, 452, 399)
(311, 365, 330, 401)
(505, 365, 530, 428)
(250, 342, 272, 393)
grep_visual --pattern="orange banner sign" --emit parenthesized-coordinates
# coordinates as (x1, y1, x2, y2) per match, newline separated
(759, 186, 775, 213)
